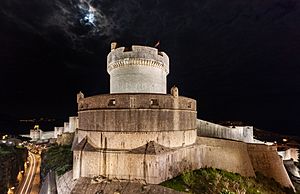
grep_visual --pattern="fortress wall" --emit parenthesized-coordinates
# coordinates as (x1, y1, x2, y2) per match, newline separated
(68, 116, 78, 133)
(109, 65, 167, 94)
(74, 137, 293, 187)
(196, 137, 255, 177)
(77, 148, 201, 184)
(79, 109, 196, 132)
(56, 170, 77, 194)
(247, 144, 294, 188)
(197, 119, 253, 143)
(79, 151, 145, 180)
(57, 132, 74, 146)
(54, 127, 64, 138)
(78, 94, 196, 111)
(278, 148, 299, 162)
(77, 129, 197, 149)
(41, 131, 54, 140)
(76, 137, 257, 184)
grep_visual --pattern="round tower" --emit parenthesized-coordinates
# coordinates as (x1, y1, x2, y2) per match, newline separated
(107, 44, 169, 94)
(73, 43, 198, 184)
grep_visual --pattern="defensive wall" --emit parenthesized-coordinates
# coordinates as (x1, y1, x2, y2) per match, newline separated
(247, 143, 293, 188)
(54, 127, 64, 138)
(278, 148, 299, 162)
(77, 93, 197, 149)
(72, 136, 293, 188)
(283, 159, 300, 178)
(54, 116, 78, 138)
(57, 132, 74, 146)
(56, 170, 77, 194)
(197, 119, 253, 143)
(107, 45, 169, 94)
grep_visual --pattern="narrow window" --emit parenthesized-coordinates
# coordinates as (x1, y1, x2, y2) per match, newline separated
(188, 102, 192, 108)
(108, 99, 116, 106)
(150, 99, 159, 106)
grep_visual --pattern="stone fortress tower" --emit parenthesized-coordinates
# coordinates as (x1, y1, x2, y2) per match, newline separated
(70, 43, 293, 190)
(107, 43, 169, 94)
(72, 43, 198, 184)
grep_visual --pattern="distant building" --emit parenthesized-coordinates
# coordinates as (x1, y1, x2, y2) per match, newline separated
(54, 116, 78, 138)
(30, 125, 43, 141)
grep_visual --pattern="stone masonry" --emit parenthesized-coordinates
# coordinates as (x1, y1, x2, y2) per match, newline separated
(71, 43, 294, 189)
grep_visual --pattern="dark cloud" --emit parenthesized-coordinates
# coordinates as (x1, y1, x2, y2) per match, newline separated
(0, 0, 300, 134)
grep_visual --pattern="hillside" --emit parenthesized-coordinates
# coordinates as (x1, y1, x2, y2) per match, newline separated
(161, 168, 296, 194)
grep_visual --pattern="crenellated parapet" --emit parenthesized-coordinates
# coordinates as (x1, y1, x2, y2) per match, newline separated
(107, 45, 169, 73)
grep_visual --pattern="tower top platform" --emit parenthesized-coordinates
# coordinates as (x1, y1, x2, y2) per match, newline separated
(107, 45, 169, 74)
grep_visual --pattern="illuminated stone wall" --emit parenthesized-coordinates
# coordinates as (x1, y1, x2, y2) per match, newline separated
(278, 148, 299, 162)
(248, 144, 294, 188)
(73, 137, 293, 188)
(197, 119, 253, 143)
(107, 46, 169, 94)
(77, 93, 197, 149)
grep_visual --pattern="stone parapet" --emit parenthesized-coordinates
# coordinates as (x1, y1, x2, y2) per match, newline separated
(197, 119, 253, 143)
(77, 94, 196, 133)
(107, 45, 169, 73)
(78, 93, 196, 111)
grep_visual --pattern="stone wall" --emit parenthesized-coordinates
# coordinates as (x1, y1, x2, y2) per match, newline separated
(77, 130, 196, 150)
(56, 170, 77, 194)
(73, 136, 293, 188)
(77, 94, 197, 150)
(30, 129, 42, 141)
(68, 117, 78, 133)
(57, 133, 75, 146)
(107, 45, 169, 94)
(197, 119, 253, 143)
(54, 127, 64, 138)
(42, 131, 55, 140)
(278, 148, 299, 162)
(75, 137, 255, 183)
(247, 144, 293, 188)
(196, 137, 255, 177)
(39, 171, 57, 194)
(78, 93, 196, 111)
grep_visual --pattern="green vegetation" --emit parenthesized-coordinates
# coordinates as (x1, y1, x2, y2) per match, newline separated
(161, 168, 295, 194)
(41, 144, 72, 178)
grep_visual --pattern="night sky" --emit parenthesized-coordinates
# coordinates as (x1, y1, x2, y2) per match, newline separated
(0, 0, 300, 135)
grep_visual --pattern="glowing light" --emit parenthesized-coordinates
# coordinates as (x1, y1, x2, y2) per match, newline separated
(78, 1, 97, 27)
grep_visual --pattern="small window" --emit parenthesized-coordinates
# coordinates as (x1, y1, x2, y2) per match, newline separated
(108, 99, 116, 106)
(188, 102, 192, 108)
(150, 99, 159, 106)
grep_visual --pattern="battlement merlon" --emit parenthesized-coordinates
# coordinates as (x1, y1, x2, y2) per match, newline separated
(107, 45, 169, 74)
